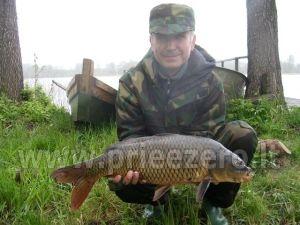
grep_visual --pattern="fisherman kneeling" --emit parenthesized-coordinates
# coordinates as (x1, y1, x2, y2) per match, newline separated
(110, 3, 257, 225)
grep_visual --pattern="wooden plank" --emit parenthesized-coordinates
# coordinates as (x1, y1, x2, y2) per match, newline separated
(94, 78, 117, 95)
(67, 74, 81, 95)
(67, 76, 81, 101)
(81, 58, 94, 94)
(92, 88, 116, 104)
(91, 77, 116, 104)
(82, 58, 94, 77)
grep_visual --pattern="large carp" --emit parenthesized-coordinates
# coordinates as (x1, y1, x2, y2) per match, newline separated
(51, 134, 252, 210)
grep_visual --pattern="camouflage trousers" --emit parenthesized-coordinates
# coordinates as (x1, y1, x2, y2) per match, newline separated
(110, 120, 258, 208)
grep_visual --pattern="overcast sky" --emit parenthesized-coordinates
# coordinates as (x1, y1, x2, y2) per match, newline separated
(16, 0, 300, 69)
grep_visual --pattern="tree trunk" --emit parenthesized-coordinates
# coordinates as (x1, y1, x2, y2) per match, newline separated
(0, 0, 23, 100)
(245, 0, 284, 102)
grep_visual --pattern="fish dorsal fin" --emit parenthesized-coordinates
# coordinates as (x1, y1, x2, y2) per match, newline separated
(196, 179, 211, 203)
(153, 185, 171, 202)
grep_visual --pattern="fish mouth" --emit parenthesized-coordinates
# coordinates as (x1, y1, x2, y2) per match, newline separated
(231, 167, 254, 182)
(243, 171, 254, 182)
(241, 170, 254, 182)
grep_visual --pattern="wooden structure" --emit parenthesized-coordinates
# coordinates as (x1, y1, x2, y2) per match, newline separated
(67, 58, 117, 124)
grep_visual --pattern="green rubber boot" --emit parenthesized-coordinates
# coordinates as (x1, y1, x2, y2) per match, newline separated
(199, 200, 229, 225)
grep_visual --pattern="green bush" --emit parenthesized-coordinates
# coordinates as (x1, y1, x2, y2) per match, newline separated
(0, 86, 70, 129)
(20, 86, 34, 101)
(286, 107, 300, 130)
(226, 98, 297, 137)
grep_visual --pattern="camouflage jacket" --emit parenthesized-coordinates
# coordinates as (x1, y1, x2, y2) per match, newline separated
(116, 45, 226, 141)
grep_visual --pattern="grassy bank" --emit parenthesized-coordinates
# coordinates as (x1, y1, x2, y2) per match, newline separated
(0, 89, 299, 225)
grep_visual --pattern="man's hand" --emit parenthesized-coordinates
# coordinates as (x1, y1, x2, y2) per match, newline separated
(258, 139, 291, 154)
(112, 170, 140, 185)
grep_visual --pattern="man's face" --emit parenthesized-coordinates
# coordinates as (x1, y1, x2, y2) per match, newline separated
(150, 31, 196, 71)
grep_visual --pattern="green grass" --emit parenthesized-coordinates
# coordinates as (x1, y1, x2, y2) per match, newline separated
(0, 93, 300, 225)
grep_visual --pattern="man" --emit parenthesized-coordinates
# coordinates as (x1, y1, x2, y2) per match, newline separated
(109, 3, 257, 225)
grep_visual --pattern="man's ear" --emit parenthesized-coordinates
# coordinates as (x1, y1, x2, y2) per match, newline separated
(149, 35, 153, 45)
(149, 34, 155, 50)
(191, 34, 196, 49)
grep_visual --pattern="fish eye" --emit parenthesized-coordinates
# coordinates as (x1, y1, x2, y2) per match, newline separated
(233, 159, 244, 168)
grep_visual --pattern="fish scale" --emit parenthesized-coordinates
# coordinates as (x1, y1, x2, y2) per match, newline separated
(99, 135, 214, 185)
(51, 133, 252, 210)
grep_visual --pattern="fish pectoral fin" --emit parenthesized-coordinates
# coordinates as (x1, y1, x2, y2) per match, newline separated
(196, 180, 211, 203)
(153, 185, 171, 202)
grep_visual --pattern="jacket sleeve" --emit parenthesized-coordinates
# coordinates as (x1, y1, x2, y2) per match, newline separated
(202, 72, 226, 137)
(115, 78, 146, 141)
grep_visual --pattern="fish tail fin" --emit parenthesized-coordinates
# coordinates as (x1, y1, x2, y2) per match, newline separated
(51, 166, 100, 210)
(70, 175, 98, 210)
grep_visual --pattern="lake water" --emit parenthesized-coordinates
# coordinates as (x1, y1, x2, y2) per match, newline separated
(25, 74, 300, 110)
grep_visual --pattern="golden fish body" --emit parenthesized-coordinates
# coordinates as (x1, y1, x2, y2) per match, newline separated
(52, 134, 252, 210)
